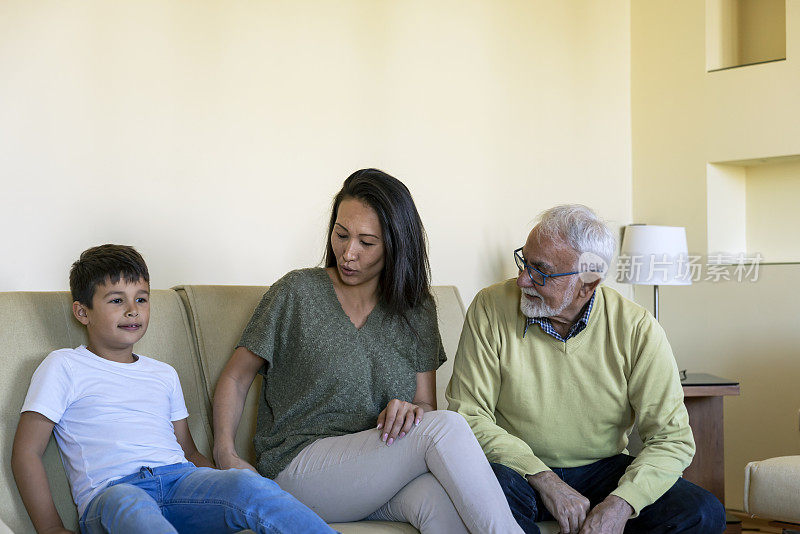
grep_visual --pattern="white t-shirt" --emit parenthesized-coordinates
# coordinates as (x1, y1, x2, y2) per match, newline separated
(21, 346, 190, 516)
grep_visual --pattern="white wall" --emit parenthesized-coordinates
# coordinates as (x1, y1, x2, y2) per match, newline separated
(0, 0, 631, 304)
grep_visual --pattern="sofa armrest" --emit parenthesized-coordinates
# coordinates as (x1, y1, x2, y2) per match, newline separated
(744, 455, 800, 524)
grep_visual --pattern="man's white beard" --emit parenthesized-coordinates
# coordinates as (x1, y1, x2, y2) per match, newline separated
(519, 278, 578, 319)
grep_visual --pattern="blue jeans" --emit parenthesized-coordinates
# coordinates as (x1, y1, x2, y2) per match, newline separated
(80, 463, 336, 534)
(491, 455, 726, 534)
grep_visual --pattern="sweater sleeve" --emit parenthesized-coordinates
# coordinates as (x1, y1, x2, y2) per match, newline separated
(610, 313, 695, 516)
(446, 290, 550, 477)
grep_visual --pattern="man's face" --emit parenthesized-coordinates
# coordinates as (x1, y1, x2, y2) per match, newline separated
(73, 277, 150, 357)
(516, 226, 580, 319)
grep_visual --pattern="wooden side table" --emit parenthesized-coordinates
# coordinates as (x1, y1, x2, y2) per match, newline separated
(681, 373, 740, 505)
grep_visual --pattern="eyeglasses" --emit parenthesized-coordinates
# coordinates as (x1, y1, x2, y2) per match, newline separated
(514, 247, 579, 287)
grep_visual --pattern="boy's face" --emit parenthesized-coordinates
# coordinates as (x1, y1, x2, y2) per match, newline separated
(73, 277, 150, 358)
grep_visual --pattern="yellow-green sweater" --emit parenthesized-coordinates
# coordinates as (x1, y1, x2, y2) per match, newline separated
(446, 280, 694, 515)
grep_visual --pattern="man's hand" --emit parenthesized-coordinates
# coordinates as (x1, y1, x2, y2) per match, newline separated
(579, 495, 632, 534)
(527, 471, 590, 534)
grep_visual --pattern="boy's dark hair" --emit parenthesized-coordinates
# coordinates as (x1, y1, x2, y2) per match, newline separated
(69, 244, 150, 307)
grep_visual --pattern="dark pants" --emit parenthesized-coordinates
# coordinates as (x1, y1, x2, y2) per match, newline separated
(491, 455, 726, 534)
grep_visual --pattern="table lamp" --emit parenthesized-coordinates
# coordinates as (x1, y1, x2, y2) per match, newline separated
(617, 225, 692, 321)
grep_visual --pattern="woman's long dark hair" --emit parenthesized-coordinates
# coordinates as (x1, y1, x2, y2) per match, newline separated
(325, 169, 432, 321)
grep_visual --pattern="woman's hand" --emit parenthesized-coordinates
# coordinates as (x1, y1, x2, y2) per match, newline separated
(376, 399, 425, 446)
(213, 447, 259, 473)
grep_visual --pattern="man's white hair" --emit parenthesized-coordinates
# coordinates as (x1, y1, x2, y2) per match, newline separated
(535, 204, 617, 281)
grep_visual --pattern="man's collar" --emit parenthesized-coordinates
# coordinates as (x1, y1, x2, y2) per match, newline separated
(523, 291, 596, 341)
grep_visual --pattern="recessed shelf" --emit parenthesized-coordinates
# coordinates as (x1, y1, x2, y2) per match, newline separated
(706, 0, 786, 72)
(707, 155, 800, 263)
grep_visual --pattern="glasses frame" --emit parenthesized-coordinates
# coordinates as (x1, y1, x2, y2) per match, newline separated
(514, 247, 579, 287)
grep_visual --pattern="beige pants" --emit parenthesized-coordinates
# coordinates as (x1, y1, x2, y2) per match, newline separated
(274, 410, 522, 534)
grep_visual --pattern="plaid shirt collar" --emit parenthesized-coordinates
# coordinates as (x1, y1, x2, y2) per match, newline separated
(523, 292, 596, 342)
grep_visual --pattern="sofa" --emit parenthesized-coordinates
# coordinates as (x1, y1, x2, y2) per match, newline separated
(0, 285, 557, 533)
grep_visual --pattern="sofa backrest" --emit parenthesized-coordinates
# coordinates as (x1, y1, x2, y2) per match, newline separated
(175, 285, 268, 463)
(176, 284, 467, 465)
(0, 292, 85, 532)
(0, 290, 213, 533)
(1, 284, 466, 532)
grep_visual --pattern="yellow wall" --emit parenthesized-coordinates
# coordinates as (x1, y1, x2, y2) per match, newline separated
(0, 0, 632, 303)
(632, 0, 800, 509)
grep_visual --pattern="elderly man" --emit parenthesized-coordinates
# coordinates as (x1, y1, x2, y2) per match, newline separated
(446, 205, 725, 534)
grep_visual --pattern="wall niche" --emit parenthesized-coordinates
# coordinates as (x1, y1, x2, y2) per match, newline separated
(706, 0, 786, 71)
(707, 155, 800, 263)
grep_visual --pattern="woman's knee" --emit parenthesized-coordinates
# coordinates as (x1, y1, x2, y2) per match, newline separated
(419, 410, 481, 450)
(421, 410, 471, 435)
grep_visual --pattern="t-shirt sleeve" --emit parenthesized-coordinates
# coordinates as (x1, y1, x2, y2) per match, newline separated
(414, 298, 447, 373)
(20, 352, 74, 424)
(168, 368, 190, 422)
(237, 274, 295, 371)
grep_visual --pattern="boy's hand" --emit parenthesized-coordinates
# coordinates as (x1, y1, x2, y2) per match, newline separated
(173, 418, 215, 468)
(41, 528, 73, 534)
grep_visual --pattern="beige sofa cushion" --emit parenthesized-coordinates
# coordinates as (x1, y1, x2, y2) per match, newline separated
(330, 521, 420, 533)
(744, 455, 800, 524)
(328, 520, 573, 534)
(0, 290, 212, 533)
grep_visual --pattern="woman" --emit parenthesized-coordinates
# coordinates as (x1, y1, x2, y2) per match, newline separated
(213, 169, 521, 533)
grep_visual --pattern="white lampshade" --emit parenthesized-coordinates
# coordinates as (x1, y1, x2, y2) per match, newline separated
(618, 225, 692, 286)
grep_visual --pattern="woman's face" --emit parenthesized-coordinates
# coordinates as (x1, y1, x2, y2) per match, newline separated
(331, 197, 385, 289)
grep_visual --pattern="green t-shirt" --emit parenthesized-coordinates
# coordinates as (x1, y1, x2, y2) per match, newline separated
(238, 267, 446, 478)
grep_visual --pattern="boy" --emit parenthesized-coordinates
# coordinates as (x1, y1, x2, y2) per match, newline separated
(11, 244, 335, 534)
